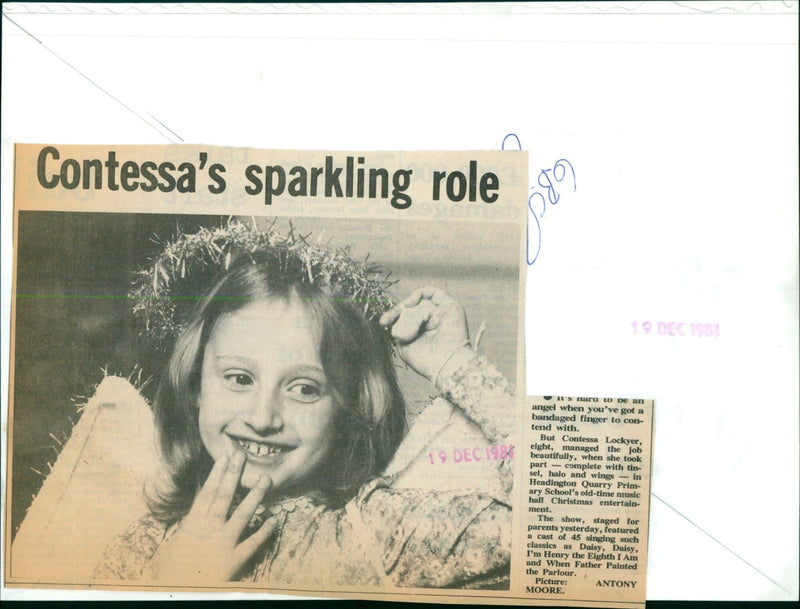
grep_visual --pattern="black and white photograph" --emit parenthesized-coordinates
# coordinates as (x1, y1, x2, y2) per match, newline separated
(9, 210, 520, 590)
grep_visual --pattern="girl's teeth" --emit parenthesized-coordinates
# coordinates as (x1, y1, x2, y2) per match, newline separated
(237, 439, 283, 456)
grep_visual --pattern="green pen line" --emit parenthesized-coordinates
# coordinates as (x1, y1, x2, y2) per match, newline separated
(15, 293, 392, 304)
(16, 293, 133, 300)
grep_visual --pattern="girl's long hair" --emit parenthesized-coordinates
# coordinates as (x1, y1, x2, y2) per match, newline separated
(145, 251, 405, 522)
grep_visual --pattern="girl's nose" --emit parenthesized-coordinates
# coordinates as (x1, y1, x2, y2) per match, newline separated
(244, 392, 283, 433)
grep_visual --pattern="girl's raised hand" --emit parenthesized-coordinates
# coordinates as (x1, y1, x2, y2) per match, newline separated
(379, 287, 473, 384)
(148, 452, 276, 583)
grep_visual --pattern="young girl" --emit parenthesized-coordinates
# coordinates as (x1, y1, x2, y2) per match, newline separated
(94, 222, 515, 589)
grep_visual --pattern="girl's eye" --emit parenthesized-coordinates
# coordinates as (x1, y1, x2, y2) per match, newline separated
(224, 372, 254, 388)
(287, 382, 322, 402)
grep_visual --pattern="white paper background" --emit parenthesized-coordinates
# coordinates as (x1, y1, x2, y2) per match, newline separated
(2, 1, 798, 602)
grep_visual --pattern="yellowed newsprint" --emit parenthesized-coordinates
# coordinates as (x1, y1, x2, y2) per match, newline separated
(5, 144, 652, 606)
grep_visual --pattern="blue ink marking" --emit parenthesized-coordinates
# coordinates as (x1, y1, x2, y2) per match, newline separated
(502, 133, 522, 151)
(503, 134, 576, 265)
(527, 190, 545, 265)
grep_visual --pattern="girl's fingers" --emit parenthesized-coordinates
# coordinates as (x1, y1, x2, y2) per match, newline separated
(402, 286, 452, 308)
(209, 451, 245, 521)
(400, 288, 424, 308)
(382, 288, 454, 330)
(233, 517, 279, 565)
(390, 300, 436, 343)
(192, 453, 230, 516)
(378, 306, 401, 327)
(225, 474, 273, 537)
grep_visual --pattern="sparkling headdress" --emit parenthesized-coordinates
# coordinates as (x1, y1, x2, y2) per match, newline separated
(129, 218, 396, 348)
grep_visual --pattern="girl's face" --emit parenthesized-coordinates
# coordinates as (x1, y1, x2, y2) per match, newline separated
(197, 298, 338, 492)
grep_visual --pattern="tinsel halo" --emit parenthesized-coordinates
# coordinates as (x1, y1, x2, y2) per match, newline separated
(129, 218, 397, 348)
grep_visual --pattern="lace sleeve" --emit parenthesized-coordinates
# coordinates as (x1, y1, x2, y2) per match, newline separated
(437, 354, 517, 498)
(92, 515, 167, 581)
(351, 478, 511, 589)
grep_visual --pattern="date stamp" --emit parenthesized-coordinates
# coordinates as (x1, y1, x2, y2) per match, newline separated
(428, 444, 515, 465)
(631, 321, 720, 337)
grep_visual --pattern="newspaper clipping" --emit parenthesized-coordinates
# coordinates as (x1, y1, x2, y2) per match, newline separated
(4, 144, 652, 606)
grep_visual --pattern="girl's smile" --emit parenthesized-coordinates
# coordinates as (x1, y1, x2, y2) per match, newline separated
(197, 298, 338, 493)
(231, 436, 292, 459)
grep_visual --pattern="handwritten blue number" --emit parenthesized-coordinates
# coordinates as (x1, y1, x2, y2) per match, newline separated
(553, 159, 577, 192)
(502, 133, 522, 151)
(527, 191, 545, 265)
(502, 134, 575, 266)
(538, 170, 560, 205)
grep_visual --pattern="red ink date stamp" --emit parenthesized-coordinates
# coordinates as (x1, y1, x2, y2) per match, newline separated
(428, 445, 514, 465)
(631, 321, 719, 337)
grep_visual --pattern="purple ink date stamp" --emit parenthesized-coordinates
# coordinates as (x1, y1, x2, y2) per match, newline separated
(631, 321, 720, 337)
